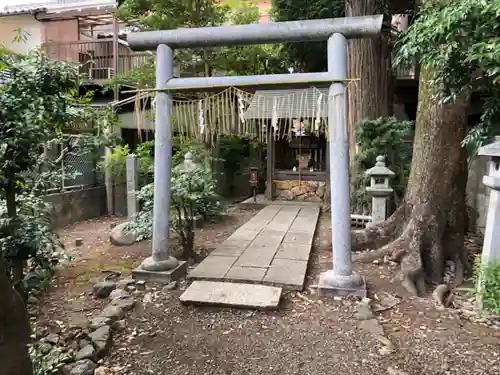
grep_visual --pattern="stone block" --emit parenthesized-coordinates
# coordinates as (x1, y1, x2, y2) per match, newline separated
(282, 232, 313, 245)
(210, 242, 249, 257)
(315, 277, 367, 298)
(274, 243, 311, 261)
(187, 256, 236, 280)
(263, 258, 308, 290)
(132, 261, 187, 284)
(227, 229, 260, 242)
(235, 247, 278, 268)
(179, 281, 282, 310)
(225, 266, 267, 282)
(251, 234, 283, 248)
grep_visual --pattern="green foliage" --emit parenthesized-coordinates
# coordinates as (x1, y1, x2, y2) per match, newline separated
(218, 135, 264, 196)
(473, 257, 500, 314)
(272, 0, 344, 72)
(0, 193, 62, 285)
(127, 148, 221, 257)
(115, 0, 283, 91)
(98, 142, 154, 187)
(0, 48, 115, 286)
(396, 0, 500, 153)
(29, 342, 74, 375)
(351, 117, 413, 213)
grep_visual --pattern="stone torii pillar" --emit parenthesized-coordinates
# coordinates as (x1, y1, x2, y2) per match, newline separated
(127, 16, 384, 291)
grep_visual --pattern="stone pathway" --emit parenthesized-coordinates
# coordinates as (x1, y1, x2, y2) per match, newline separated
(188, 203, 320, 290)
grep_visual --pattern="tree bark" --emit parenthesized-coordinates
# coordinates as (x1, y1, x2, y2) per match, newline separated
(346, 0, 392, 184)
(352, 66, 470, 294)
(0, 256, 33, 375)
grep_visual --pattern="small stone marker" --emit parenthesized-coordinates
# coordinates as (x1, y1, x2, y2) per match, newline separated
(75, 238, 83, 247)
(179, 281, 282, 310)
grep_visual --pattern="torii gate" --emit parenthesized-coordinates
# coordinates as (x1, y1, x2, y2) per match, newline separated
(128, 15, 384, 295)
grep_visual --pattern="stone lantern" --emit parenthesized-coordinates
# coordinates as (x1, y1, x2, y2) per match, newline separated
(477, 139, 500, 265)
(176, 151, 199, 172)
(365, 155, 395, 225)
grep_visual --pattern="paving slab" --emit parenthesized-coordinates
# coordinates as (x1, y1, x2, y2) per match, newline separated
(225, 266, 267, 282)
(274, 243, 311, 261)
(188, 256, 236, 280)
(187, 204, 319, 290)
(235, 246, 278, 267)
(227, 229, 261, 242)
(263, 258, 308, 290)
(282, 231, 314, 245)
(180, 281, 282, 309)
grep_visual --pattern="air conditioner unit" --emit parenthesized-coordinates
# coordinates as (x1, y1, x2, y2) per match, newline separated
(89, 67, 114, 80)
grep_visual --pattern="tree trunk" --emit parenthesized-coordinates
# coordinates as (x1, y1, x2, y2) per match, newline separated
(0, 256, 33, 375)
(346, 0, 392, 184)
(352, 66, 471, 295)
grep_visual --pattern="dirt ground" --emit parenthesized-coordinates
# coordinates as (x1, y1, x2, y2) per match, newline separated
(38, 206, 500, 375)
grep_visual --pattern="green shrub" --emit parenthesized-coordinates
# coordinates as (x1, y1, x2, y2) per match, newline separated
(351, 117, 413, 214)
(0, 193, 63, 289)
(127, 148, 221, 259)
(473, 257, 500, 314)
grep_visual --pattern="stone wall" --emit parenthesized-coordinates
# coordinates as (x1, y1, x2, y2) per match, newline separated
(45, 186, 107, 228)
(273, 180, 326, 202)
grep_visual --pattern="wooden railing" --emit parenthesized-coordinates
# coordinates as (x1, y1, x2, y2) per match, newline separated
(42, 39, 152, 81)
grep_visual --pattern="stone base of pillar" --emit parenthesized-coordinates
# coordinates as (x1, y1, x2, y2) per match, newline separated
(315, 270, 367, 298)
(132, 258, 187, 284)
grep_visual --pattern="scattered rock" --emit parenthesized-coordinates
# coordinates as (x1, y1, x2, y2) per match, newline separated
(135, 280, 146, 291)
(69, 359, 97, 375)
(117, 278, 135, 289)
(109, 289, 131, 300)
(93, 281, 117, 299)
(372, 259, 381, 265)
(372, 293, 400, 313)
(88, 326, 111, 357)
(387, 366, 410, 375)
(79, 339, 90, 348)
(69, 317, 90, 330)
(95, 366, 109, 375)
(358, 319, 384, 337)
(354, 303, 374, 320)
(109, 222, 137, 246)
(90, 317, 112, 331)
(162, 281, 177, 293)
(99, 305, 124, 321)
(142, 292, 154, 305)
(75, 345, 96, 361)
(111, 297, 135, 311)
(27, 295, 39, 305)
(43, 333, 61, 345)
(112, 319, 127, 332)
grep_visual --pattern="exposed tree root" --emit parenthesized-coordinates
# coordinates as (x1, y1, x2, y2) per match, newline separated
(351, 204, 408, 252)
(432, 284, 451, 308)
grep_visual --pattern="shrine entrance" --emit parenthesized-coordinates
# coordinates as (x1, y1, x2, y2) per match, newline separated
(243, 87, 329, 202)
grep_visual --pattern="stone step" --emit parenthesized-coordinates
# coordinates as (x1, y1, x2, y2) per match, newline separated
(179, 281, 282, 310)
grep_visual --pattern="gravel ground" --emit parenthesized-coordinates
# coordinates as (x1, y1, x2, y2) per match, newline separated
(40, 209, 500, 375)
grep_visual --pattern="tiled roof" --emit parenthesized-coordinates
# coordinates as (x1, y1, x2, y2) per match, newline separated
(1, 0, 117, 16)
(0, 6, 46, 17)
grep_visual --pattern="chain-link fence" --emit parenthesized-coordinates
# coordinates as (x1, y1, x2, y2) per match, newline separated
(25, 134, 104, 192)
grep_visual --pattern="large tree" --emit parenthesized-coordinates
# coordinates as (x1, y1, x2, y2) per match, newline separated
(345, 0, 393, 178)
(353, 0, 500, 294)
